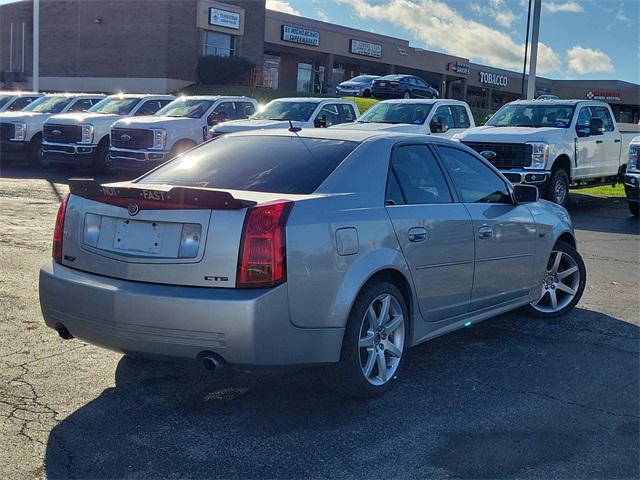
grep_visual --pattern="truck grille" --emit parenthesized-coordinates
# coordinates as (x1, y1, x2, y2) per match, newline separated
(462, 142, 533, 169)
(0, 123, 15, 141)
(111, 128, 153, 149)
(43, 124, 82, 143)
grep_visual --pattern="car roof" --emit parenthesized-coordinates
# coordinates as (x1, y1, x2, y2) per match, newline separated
(174, 95, 256, 101)
(508, 99, 602, 106)
(378, 74, 412, 79)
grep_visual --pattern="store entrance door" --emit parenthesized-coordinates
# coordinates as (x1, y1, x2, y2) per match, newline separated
(297, 62, 313, 92)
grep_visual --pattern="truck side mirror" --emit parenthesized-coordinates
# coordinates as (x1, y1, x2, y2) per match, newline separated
(431, 117, 449, 133)
(589, 117, 604, 136)
(315, 115, 327, 128)
(512, 184, 538, 204)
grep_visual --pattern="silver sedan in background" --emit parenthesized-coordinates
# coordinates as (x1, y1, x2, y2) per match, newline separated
(39, 129, 586, 397)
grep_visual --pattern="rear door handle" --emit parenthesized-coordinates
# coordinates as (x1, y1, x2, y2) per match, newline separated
(595, 140, 603, 144)
(478, 225, 493, 239)
(408, 227, 427, 242)
(614, 139, 621, 143)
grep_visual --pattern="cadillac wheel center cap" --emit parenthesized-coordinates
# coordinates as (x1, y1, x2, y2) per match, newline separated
(127, 203, 140, 216)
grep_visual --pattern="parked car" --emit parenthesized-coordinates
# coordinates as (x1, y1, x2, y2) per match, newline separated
(371, 74, 439, 99)
(39, 129, 586, 397)
(0, 93, 105, 164)
(109, 95, 257, 171)
(456, 100, 638, 205)
(335, 75, 380, 97)
(42, 94, 175, 171)
(209, 98, 359, 138)
(624, 136, 639, 217)
(332, 99, 474, 138)
(0, 91, 43, 112)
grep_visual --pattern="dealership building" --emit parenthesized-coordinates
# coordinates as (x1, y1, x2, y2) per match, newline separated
(1, 0, 638, 122)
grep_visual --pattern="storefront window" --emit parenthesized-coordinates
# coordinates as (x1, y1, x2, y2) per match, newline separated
(297, 63, 313, 93)
(202, 31, 234, 57)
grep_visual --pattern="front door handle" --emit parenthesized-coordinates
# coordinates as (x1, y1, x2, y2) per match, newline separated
(614, 139, 621, 143)
(478, 225, 493, 239)
(408, 227, 427, 243)
(595, 140, 603, 144)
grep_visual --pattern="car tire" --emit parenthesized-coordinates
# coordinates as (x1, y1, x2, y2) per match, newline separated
(544, 168, 570, 206)
(326, 280, 409, 398)
(403, 91, 411, 99)
(29, 134, 46, 167)
(524, 240, 586, 319)
(94, 138, 115, 173)
(362, 89, 371, 98)
(630, 202, 639, 217)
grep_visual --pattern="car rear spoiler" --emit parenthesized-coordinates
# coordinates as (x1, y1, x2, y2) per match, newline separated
(68, 178, 256, 211)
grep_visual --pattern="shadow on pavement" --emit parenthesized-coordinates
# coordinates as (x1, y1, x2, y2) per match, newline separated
(45, 308, 639, 479)
(566, 193, 639, 235)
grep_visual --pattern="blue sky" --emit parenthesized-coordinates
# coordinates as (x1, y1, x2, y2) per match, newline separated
(1, 0, 637, 82)
(267, 0, 639, 83)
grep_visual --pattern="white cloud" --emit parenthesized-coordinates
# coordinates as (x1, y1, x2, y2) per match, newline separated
(469, 0, 520, 28)
(567, 46, 614, 74)
(266, 0, 300, 15)
(315, 8, 331, 22)
(336, 0, 561, 73)
(615, 4, 632, 26)
(542, 2, 584, 13)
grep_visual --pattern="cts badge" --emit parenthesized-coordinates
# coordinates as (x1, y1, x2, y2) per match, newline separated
(127, 203, 140, 216)
(480, 150, 497, 159)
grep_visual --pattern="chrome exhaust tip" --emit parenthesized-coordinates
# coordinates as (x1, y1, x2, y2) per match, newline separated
(199, 352, 227, 372)
(56, 325, 74, 340)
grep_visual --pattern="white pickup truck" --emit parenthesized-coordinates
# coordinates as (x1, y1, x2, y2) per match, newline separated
(109, 95, 257, 171)
(456, 99, 638, 205)
(0, 93, 105, 164)
(209, 97, 360, 138)
(0, 91, 43, 112)
(42, 94, 175, 171)
(330, 99, 474, 138)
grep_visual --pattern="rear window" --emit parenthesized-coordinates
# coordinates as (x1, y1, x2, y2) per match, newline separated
(139, 135, 359, 194)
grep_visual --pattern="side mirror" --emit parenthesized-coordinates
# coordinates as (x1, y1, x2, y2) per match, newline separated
(207, 114, 220, 127)
(513, 184, 539, 204)
(431, 117, 449, 133)
(315, 116, 327, 128)
(589, 117, 604, 136)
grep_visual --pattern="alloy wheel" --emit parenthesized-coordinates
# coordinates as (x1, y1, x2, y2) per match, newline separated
(530, 249, 580, 313)
(554, 177, 567, 204)
(358, 293, 405, 386)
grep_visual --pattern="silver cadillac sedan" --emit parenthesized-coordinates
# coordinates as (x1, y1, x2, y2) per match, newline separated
(39, 129, 586, 397)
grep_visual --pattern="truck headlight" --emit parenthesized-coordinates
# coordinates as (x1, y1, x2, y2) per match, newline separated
(12, 122, 26, 141)
(151, 129, 167, 150)
(80, 124, 94, 144)
(526, 142, 549, 169)
(627, 144, 640, 173)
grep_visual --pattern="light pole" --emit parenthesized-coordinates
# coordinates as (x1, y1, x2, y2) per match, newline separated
(526, 0, 541, 100)
(520, 0, 532, 98)
(32, 0, 39, 91)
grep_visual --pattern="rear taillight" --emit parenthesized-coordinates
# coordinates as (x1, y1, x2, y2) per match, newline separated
(237, 201, 292, 288)
(52, 194, 70, 263)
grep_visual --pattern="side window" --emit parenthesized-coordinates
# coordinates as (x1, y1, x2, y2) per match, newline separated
(210, 102, 236, 123)
(591, 106, 614, 132)
(385, 169, 404, 206)
(338, 104, 356, 123)
(576, 107, 592, 128)
(315, 104, 341, 127)
(235, 102, 256, 119)
(430, 105, 454, 130)
(437, 146, 511, 204)
(7, 97, 33, 111)
(451, 105, 471, 128)
(67, 98, 95, 112)
(134, 100, 164, 116)
(388, 145, 452, 204)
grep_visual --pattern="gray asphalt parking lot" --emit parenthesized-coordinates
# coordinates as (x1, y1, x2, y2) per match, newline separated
(0, 165, 638, 480)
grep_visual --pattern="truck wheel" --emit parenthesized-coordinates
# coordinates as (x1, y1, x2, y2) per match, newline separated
(94, 138, 115, 173)
(630, 202, 639, 218)
(29, 134, 46, 167)
(524, 240, 586, 318)
(325, 280, 408, 398)
(545, 168, 569, 206)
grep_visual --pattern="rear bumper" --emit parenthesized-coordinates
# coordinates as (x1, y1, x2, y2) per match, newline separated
(39, 262, 344, 366)
(43, 142, 97, 166)
(109, 147, 168, 171)
(624, 174, 640, 204)
(500, 169, 550, 187)
(371, 87, 402, 99)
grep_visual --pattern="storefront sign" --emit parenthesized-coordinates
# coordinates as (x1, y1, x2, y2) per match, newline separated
(479, 71, 508, 87)
(209, 8, 240, 30)
(448, 61, 470, 75)
(586, 90, 621, 101)
(350, 39, 382, 58)
(281, 25, 320, 46)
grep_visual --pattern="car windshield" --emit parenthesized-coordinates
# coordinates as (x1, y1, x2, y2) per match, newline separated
(138, 135, 359, 194)
(251, 101, 319, 122)
(23, 96, 73, 113)
(155, 99, 214, 118)
(358, 102, 433, 124)
(89, 97, 142, 115)
(0, 96, 13, 109)
(349, 76, 377, 83)
(486, 104, 576, 128)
